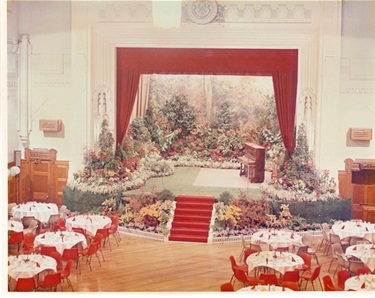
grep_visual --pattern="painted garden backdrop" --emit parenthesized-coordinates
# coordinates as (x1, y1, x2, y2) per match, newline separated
(63, 75, 350, 237)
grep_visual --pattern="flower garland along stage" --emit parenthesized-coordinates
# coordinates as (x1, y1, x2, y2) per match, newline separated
(66, 99, 346, 241)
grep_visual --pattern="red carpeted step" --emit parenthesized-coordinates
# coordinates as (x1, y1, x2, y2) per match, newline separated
(169, 195, 215, 243)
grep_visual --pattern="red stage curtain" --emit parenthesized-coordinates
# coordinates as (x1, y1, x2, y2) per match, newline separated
(116, 48, 298, 155)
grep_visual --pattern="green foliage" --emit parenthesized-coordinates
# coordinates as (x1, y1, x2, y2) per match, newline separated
(62, 187, 114, 213)
(130, 117, 151, 143)
(155, 189, 175, 202)
(271, 198, 352, 224)
(217, 101, 232, 131)
(144, 99, 160, 143)
(98, 119, 114, 153)
(217, 191, 233, 205)
(161, 94, 196, 138)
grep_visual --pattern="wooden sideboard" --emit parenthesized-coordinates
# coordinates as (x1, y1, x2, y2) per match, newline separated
(340, 158, 375, 222)
(8, 148, 69, 207)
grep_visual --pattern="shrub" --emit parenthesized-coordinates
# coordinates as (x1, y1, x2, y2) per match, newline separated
(161, 94, 196, 138)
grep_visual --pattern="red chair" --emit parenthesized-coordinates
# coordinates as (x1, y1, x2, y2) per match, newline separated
(259, 273, 278, 285)
(220, 282, 234, 291)
(14, 276, 37, 291)
(322, 275, 340, 291)
(294, 253, 312, 273)
(58, 259, 74, 291)
(62, 247, 80, 274)
(300, 265, 323, 291)
(40, 245, 58, 257)
(91, 233, 105, 262)
(233, 267, 250, 287)
(229, 255, 248, 285)
(79, 241, 102, 271)
(281, 281, 299, 291)
(243, 248, 258, 265)
(108, 222, 120, 246)
(110, 215, 121, 243)
(50, 251, 63, 271)
(278, 270, 300, 286)
(96, 228, 112, 251)
(357, 267, 372, 275)
(8, 231, 24, 253)
(54, 218, 67, 231)
(72, 227, 89, 241)
(38, 272, 62, 292)
(336, 269, 350, 290)
(22, 232, 37, 254)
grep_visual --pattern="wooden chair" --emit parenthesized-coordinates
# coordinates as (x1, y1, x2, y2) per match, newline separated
(238, 234, 252, 262)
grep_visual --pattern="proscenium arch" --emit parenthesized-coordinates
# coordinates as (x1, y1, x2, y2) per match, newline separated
(116, 48, 298, 156)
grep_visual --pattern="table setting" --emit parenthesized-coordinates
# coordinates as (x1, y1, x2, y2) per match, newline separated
(238, 284, 292, 291)
(34, 230, 88, 254)
(8, 220, 24, 232)
(332, 220, 375, 242)
(252, 229, 302, 251)
(66, 213, 111, 236)
(346, 243, 375, 272)
(11, 201, 59, 224)
(8, 253, 57, 280)
(345, 274, 375, 291)
(246, 250, 304, 275)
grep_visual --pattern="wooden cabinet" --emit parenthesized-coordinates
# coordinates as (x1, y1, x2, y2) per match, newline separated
(341, 158, 375, 221)
(10, 148, 69, 207)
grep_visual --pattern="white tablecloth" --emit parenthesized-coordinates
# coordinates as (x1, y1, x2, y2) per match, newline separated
(332, 221, 375, 242)
(34, 230, 87, 254)
(252, 230, 302, 249)
(246, 251, 304, 275)
(346, 244, 375, 272)
(238, 285, 292, 291)
(8, 254, 57, 280)
(66, 214, 111, 236)
(8, 220, 24, 232)
(345, 274, 375, 291)
(12, 201, 58, 224)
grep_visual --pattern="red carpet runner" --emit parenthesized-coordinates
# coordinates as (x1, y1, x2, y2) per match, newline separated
(169, 195, 215, 243)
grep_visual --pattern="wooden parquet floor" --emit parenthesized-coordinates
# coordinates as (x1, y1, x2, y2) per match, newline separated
(7, 232, 349, 293)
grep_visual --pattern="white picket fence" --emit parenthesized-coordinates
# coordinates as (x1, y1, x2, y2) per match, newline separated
(119, 226, 322, 244)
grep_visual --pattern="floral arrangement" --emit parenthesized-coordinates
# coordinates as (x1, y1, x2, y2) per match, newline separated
(260, 124, 340, 202)
(99, 189, 175, 236)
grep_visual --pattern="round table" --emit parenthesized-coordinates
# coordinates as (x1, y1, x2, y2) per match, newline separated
(332, 220, 375, 242)
(345, 274, 375, 291)
(8, 254, 57, 280)
(246, 251, 304, 275)
(11, 201, 59, 224)
(346, 244, 375, 272)
(8, 220, 24, 232)
(66, 214, 111, 236)
(34, 230, 88, 254)
(238, 285, 292, 291)
(252, 230, 302, 249)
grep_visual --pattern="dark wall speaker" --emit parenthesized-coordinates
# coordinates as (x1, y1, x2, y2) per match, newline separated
(14, 150, 21, 167)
